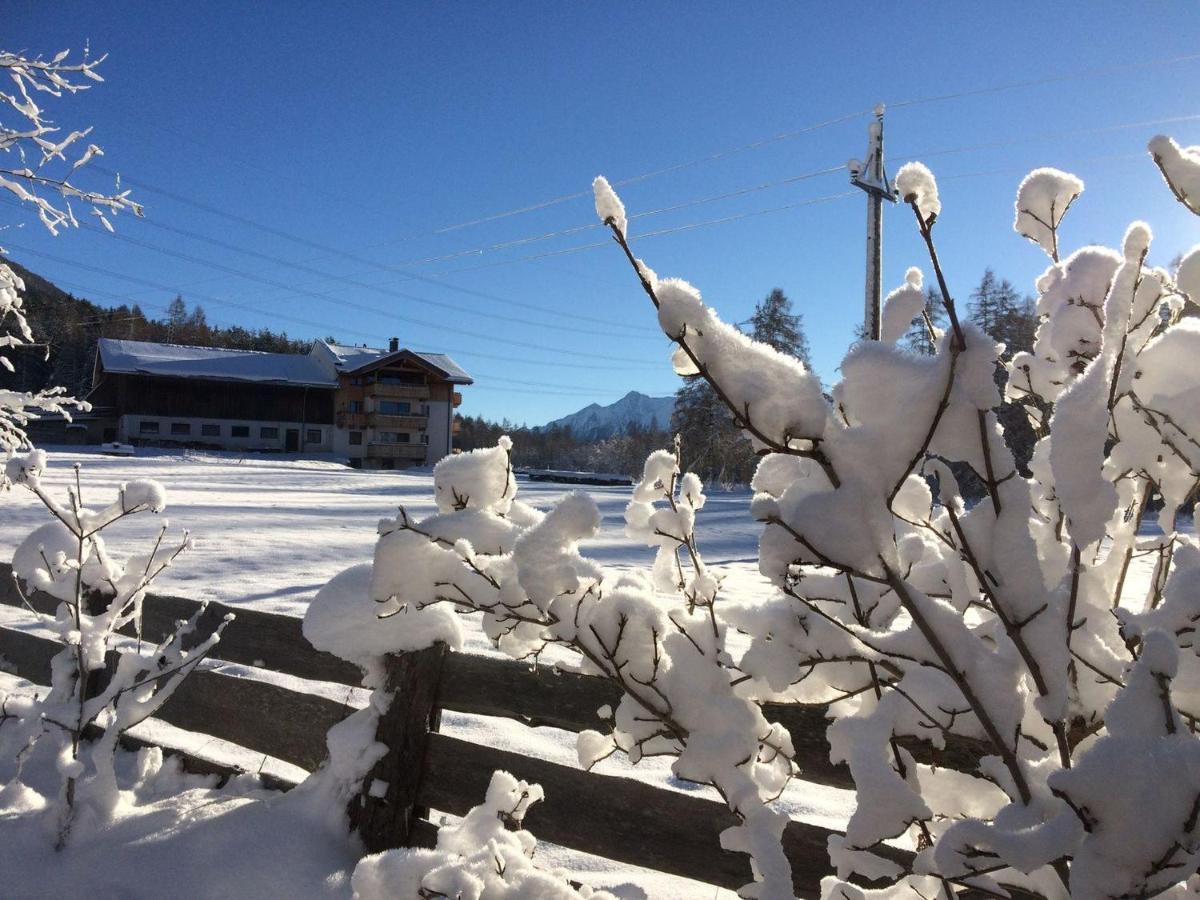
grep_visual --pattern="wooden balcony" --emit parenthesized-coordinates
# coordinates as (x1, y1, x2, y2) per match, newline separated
(368, 413, 428, 430)
(367, 442, 428, 460)
(336, 412, 369, 429)
(370, 383, 430, 400)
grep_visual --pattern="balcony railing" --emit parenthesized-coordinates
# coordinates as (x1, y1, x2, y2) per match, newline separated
(369, 383, 430, 400)
(368, 413, 428, 430)
(366, 442, 428, 460)
(336, 412, 369, 429)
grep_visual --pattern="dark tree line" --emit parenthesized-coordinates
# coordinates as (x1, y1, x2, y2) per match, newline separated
(0, 261, 311, 400)
(455, 415, 671, 476)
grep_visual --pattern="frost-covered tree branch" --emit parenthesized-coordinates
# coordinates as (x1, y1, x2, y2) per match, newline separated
(0, 47, 142, 235)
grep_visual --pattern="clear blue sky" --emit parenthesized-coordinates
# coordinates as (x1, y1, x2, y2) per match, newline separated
(5, 2, 1200, 424)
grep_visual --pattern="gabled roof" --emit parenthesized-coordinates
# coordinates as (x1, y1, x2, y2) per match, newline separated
(321, 341, 473, 384)
(96, 339, 337, 388)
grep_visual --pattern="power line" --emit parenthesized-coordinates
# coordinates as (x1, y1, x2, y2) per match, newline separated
(896, 113, 1200, 164)
(413, 110, 872, 241)
(0, 239, 666, 367)
(888, 51, 1200, 111)
(90, 162, 647, 335)
(40, 274, 667, 374)
(380, 164, 847, 270)
(439, 191, 859, 276)
(75, 102, 1197, 319)
(1, 207, 664, 357)
(87, 159, 845, 325)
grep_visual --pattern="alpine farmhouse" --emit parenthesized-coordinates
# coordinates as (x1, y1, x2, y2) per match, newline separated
(86, 337, 472, 468)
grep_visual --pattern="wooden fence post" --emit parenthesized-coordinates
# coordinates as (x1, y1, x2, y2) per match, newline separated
(348, 642, 449, 853)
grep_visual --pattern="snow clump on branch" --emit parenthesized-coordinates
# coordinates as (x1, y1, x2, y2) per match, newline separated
(1013, 167, 1084, 260)
(894, 161, 940, 222)
(1150, 134, 1200, 215)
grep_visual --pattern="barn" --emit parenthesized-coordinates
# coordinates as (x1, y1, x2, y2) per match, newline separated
(86, 338, 471, 467)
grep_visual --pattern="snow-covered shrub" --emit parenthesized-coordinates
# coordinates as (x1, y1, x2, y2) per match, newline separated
(591, 138, 1200, 898)
(0, 451, 231, 848)
(308, 436, 797, 897)
(307, 144, 1200, 898)
(351, 770, 618, 899)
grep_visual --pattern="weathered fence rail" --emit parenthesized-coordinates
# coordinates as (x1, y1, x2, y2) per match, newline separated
(0, 562, 951, 895)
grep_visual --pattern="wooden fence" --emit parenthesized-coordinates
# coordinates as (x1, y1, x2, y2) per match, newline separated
(0, 562, 983, 896)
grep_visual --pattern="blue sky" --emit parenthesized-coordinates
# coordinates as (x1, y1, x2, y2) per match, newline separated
(5, 2, 1200, 424)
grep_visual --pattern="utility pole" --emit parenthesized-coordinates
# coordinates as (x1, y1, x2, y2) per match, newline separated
(848, 104, 897, 340)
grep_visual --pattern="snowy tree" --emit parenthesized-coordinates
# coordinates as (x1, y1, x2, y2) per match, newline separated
(1, 46, 140, 456)
(750, 288, 813, 369)
(0, 452, 231, 848)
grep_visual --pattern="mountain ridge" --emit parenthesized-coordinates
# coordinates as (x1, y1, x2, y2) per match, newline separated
(540, 390, 674, 440)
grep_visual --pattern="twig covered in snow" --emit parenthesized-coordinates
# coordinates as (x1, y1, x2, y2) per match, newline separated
(0, 453, 230, 848)
(0, 47, 142, 235)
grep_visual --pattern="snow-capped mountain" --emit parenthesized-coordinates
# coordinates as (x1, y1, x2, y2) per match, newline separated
(541, 391, 675, 440)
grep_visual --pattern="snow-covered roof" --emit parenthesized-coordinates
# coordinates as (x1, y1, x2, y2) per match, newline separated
(321, 341, 473, 384)
(96, 339, 337, 388)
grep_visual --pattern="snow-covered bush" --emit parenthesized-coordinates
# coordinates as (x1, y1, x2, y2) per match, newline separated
(307, 435, 797, 897)
(307, 140, 1200, 898)
(590, 136, 1200, 897)
(351, 770, 618, 899)
(0, 451, 231, 848)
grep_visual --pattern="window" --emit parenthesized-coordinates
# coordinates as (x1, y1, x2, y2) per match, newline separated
(306, 429, 322, 444)
(201, 423, 221, 437)
(231, 425, 250, 438)
(348, 400, 364, 413)
(379, 401, 411, 415)
(260, 427, 279, 439)
(421, 434, 429, 445)
(378, 431, 410, 444)
(139, 420, 160, 435)
(170, 423, 191, 436)
(349, 431, 363, 446)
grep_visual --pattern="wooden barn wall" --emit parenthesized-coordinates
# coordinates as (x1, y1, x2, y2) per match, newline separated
(94, 373, 335, 424)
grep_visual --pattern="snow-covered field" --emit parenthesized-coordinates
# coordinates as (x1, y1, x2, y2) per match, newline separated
(0, 448, 825, 899)
(0, 448, 769, 619)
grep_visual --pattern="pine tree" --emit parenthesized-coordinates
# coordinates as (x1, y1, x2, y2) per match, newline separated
(748, 288, 812, 368)
(672, 378, 719, 477)
(904, 286, 948, 355)
(166, 295, 188, 342)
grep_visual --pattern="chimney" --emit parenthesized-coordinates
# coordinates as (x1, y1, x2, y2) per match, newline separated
(388, 336, 399, 352)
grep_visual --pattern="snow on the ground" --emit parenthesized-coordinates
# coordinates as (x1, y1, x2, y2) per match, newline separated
(0, 447, 790, 899)
(0, 448, 768, 618)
